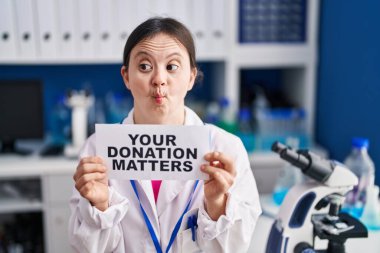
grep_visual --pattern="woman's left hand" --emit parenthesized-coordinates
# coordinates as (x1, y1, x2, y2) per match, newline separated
(201, 151, 237, 220)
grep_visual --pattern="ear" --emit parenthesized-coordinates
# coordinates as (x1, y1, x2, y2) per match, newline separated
(121, 66, 130, 90)
(188, 67, 197, 91)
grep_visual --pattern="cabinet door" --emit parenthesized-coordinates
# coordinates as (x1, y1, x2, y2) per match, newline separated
(43, 174, 74, 253)
(44, 174, 74, 205)
(45, 205, 74, 253)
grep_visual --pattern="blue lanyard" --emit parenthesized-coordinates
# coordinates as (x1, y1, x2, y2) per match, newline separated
(130, 180, 199, 253)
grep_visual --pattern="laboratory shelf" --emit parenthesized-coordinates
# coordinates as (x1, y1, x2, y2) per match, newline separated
(0, 198, 43, 214)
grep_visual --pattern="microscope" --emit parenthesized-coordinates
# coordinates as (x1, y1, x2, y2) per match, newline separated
(265, 142, 368, 253)
(64, 89, 94, 158)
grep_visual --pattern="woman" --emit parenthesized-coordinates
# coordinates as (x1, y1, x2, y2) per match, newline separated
(69, 17, 261, 253)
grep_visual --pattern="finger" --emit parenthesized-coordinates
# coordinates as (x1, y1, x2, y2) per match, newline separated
(78, 181, 95, 199)
(74, 163, 106, 182)
(204, 152, 236, 176)
(74, 163, 107, 181)
(75, 172, 107, 191)
(201, 164, 234, 185)
(202, 166, 231, 192)
(79, 156, 105, 166)
(75, 156, 105, 181)
(209, 160, 222, 169)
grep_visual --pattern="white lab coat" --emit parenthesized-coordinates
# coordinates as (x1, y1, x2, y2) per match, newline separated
(69, 107, 262, 253)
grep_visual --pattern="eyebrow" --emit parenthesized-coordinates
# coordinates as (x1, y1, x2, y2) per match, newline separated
(134, 51, 183, 59)
(166, 52, 183, 59)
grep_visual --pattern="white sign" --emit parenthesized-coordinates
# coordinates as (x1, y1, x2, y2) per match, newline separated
(96, 124, 210, 180)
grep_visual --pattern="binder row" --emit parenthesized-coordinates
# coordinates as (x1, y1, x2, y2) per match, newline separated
(239, 0, 307, 43)
(0, 0, 226, 62)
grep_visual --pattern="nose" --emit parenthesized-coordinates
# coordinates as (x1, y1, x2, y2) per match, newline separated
(151, 67, 167, 87)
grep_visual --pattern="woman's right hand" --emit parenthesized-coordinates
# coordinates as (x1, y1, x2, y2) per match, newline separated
(73, 156, 109, 211)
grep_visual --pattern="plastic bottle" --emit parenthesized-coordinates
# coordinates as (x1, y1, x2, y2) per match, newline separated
(272, 137, 304, 205)
(86, 90, 99, 136)
(236, 108, 255, 152)
(360, 185, 380, 230)
(49, 95, 71, 145)
(217, 97, 237, 133)
(105, 92, 132, 123)
(251, 86, 270, 150)
(251, 85, 269, 132)
(238, 107, 252, 133)
(343, 137, 375, 218)
(204, 102, 220, 124)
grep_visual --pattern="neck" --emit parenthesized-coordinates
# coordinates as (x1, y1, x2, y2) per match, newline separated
(133, 107, 186, 125)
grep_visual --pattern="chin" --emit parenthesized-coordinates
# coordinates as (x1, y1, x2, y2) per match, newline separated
(152, 104, 167, 112)
(148, 107, 168, 121)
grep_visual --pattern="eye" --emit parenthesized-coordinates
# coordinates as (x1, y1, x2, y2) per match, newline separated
(139, 63, 152, 72)
(167, 64, 179, 71)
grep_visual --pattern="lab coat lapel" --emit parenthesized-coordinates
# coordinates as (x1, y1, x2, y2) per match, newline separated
(136, 180, 160, 230)
(157, 180, 186, 216)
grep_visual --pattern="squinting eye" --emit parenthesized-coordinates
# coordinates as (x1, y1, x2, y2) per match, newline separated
(167, 64, 179, 71)
(139, 64, 152, 71)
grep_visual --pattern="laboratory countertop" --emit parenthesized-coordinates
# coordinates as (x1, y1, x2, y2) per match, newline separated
(0, 154, 76, 177)
(0, 140, 77, 177)
(0, 140, 279, 178)
(0, 148, 290, 178)
(0, 140, 327, 178)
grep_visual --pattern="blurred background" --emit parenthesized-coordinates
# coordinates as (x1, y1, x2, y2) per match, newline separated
(0, 0, 379, 252)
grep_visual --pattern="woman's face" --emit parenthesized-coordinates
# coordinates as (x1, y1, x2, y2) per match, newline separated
(121, 33, 197, 124)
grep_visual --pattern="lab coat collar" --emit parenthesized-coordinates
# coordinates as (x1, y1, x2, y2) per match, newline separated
(121, 107, 204, 126)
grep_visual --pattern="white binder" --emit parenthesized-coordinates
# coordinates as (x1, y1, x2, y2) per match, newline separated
(57, 0, 78, 59)
(210, 0, 226, 56)
(136, 0, 153, 24)
(77, 0, 96, 59)
(95, 0, 117, 58)
(35, 0, 58, 59)
(0, 0, 18, 59)
(115, 0, 138, 57)
(191, 0, 209, 56)
(151, 0, 169, 17)
(14, 0, 38, 58)
(166, 0, 190, 26)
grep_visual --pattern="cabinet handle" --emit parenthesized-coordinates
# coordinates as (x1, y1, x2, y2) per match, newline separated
(2, 32, 10, 41)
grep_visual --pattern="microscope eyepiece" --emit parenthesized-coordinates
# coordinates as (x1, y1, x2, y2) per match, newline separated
(271, 141, 310, 170)
(271, 141, 334, 183)
(271, 141, 287, 153)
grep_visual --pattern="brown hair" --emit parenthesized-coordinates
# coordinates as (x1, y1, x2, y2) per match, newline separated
(122, 17, 202, 81)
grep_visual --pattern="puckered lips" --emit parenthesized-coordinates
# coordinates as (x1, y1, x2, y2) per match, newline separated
(152, 90, 166, 105)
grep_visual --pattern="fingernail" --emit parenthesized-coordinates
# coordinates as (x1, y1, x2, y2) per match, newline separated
(211, 161, 219, 166)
